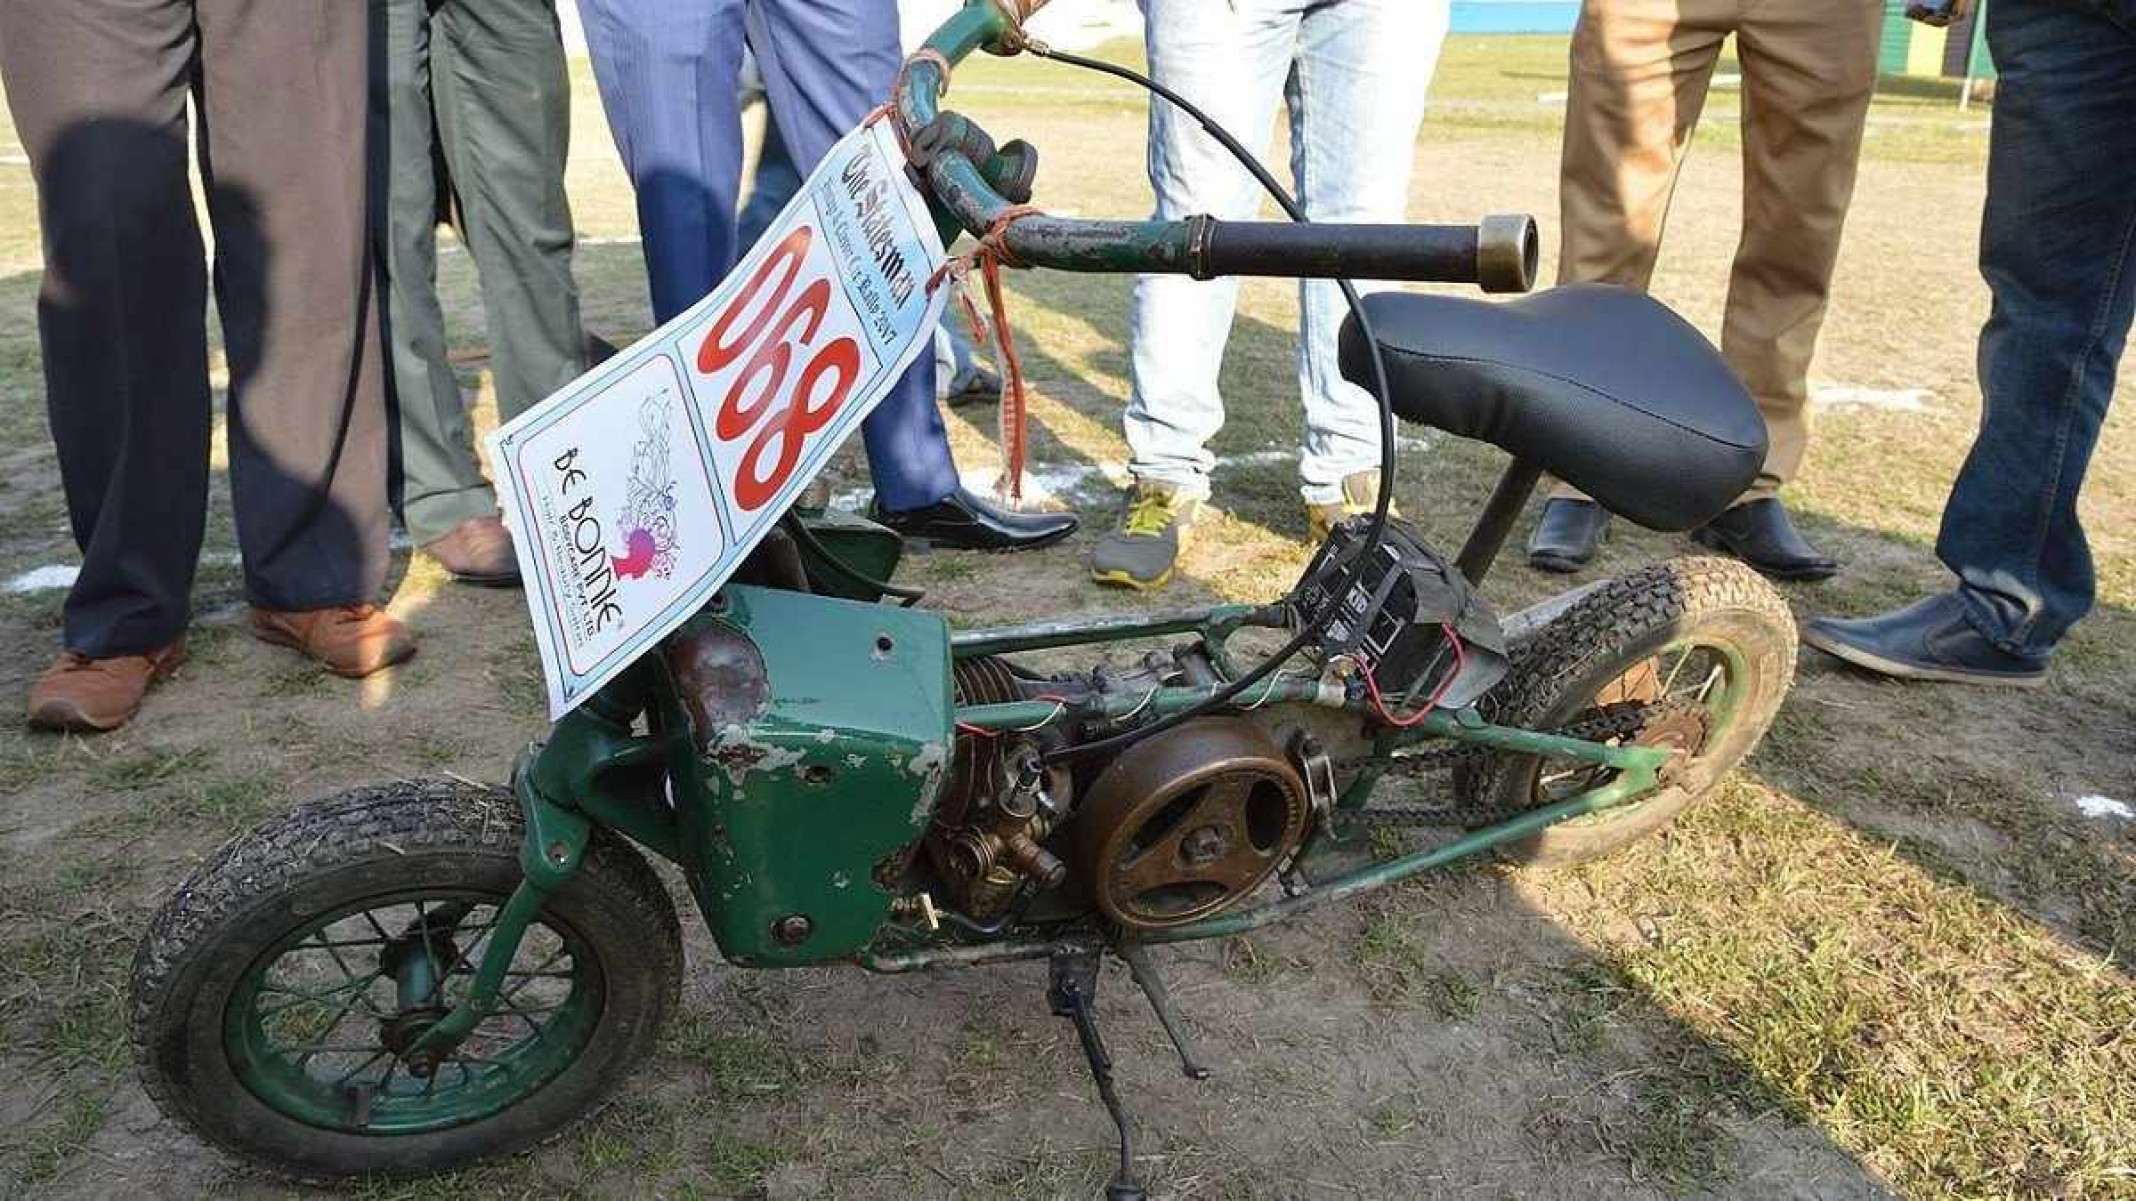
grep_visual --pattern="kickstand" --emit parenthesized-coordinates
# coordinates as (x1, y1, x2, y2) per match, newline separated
(1117, 941, 1212, 1080)
(1048, 946, 1147, 1201)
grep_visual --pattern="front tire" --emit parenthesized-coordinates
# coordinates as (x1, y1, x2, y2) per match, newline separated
(129, 779, 683, 1179)
(1459, 556, 1796, 867)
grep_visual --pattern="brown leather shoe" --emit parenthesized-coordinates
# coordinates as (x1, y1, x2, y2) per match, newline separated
(422, 514, 520, 586)
(250, 604, 417, 678)
(27, 641, 187, 733)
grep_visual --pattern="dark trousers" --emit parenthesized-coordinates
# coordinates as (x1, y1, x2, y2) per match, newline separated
(577, 0, 959, 512)
(1940, 0, 2136, 658)
(376, 0, 585, 545)
(0, 0, 388, 658)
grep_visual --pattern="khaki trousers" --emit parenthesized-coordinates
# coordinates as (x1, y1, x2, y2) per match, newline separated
(1552, 0, 1884, 505)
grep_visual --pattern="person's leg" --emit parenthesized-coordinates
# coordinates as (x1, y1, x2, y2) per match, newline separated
(736, 105, 803, 251)
(0, 0, 208, 664)
(1124, 0, 1298, 501)
(1723, 0, 1882, 503)
(746, 0, 957, 513)
(1527, 0, 1728, 573)
(1545, 0, 1727, 504)
(1937, 0, 2136, 656)
(377, 0, 494, 545)
(195, 0, 394, 616)
(578, 0, 747, 324)
(1289, 0, 1447, 507)
(433, 0, 583, 433)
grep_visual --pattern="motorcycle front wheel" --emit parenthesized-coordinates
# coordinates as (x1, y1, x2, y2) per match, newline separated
(129, 778, 682, 1179)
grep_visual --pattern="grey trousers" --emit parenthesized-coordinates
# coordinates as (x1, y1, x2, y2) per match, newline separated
(0, 0, 389, 657)
(375, 0, 583, 545)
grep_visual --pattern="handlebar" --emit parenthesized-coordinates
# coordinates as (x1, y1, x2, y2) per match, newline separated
(892, 0, 1539, 293)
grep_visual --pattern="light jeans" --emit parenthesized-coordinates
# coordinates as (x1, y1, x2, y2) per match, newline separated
(1126, 0, 1448, 505)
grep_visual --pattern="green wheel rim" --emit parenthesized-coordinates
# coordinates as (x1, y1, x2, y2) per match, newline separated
(1534, 634, 1750, 827)
(223, 888, 604, 1134)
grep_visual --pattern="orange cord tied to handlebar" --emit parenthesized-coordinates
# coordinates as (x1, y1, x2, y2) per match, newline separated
(928, 203, 1041, 501)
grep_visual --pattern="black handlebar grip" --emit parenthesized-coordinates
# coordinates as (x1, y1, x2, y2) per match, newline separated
(1193, 214, 1538, 293)
(984, 138, 1039, 206)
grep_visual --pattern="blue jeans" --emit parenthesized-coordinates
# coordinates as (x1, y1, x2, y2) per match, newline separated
(1126, 0, 1449, 505)
(1938, 0, 2136, 659)
(576, 0, 958, 511)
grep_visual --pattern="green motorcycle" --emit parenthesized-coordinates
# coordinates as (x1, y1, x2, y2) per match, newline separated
(128, 3, 1796, 1194)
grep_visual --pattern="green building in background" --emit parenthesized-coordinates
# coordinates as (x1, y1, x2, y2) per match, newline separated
(1879, 0, 1994, 81)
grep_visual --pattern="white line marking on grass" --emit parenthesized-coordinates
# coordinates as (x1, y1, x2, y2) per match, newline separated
(2074, 794, 2133, 820)
(1811, 384, 1937, 413)
(6, 540, 406, 595)
(5, 564, 78, 594)
(832, 440, 1433, 512)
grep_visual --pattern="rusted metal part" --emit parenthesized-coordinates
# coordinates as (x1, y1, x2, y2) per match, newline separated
(929, 658, 1075, 920)
(665, 623, 772, 741)
(1074, 717, 1310, 930)
(858, 933, 1100, 974)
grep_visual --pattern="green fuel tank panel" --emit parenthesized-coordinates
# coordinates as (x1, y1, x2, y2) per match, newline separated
(663, 585, 952, 966)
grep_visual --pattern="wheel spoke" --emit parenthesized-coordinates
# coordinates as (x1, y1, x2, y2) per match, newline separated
(1689, 662, 1725, 705)
(497, 948, 572, 1003)
(329, 1048, 392, 1088)
(273, 986, 386, 1053)
(1657, 646, 1694, 698)
(360, 908, 396, 945)
(256, 975, 376, 1014)
(304, 929, 372, 989)
(492, 990, 552, 1041)
(427, 928, 498, 1008)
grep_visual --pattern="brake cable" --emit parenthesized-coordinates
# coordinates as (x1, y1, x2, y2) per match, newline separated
(1016, 42, 1406, 765)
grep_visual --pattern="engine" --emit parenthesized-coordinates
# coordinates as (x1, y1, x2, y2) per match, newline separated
(918, 516, 1510, 933)
(923, 652, 1328, 932)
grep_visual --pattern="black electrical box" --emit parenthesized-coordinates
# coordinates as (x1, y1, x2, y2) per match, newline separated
(1291, 517, 1509, 711)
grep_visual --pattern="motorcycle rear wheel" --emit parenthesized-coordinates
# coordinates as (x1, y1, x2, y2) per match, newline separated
(1459, 556, 1796, 867)
(129, 778, 682, 1179)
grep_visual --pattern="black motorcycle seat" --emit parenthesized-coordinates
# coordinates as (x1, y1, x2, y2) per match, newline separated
(1336, 284, 1766, 532)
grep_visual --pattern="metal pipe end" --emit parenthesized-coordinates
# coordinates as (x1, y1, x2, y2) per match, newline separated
(1477, 214, 1540, 294)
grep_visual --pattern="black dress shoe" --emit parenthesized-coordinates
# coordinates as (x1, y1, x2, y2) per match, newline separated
(1691, 498, 1838, 582)
(1803, 592, 2048, 687)
(870, 485, 1079, 552)
(1527, 497, 1610, 574)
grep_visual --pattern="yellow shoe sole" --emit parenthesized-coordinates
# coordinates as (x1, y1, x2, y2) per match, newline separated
(1090, 564, 1174, 591)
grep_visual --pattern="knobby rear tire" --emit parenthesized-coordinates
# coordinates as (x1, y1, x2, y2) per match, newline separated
(1459, 556, 1797, 867)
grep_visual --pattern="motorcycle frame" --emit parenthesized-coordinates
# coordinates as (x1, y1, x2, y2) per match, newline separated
(409, 580, 1668, 1060)
(410, 0, 1664, 1057)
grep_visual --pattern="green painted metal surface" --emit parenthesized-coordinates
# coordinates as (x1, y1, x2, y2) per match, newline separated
(667, 586, 954, 966)
(791, 508, 905, 602)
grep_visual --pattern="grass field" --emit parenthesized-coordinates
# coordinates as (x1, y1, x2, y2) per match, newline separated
(1, 32, 2132, 1201)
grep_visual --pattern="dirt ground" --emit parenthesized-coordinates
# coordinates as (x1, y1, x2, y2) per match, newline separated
(1, 35, 2132, 1201)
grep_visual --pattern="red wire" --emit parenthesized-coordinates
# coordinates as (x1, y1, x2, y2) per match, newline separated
(1363, 624, 1467, 728)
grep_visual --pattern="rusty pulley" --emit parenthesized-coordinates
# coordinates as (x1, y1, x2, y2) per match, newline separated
(1073, 718, 1310, 930)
